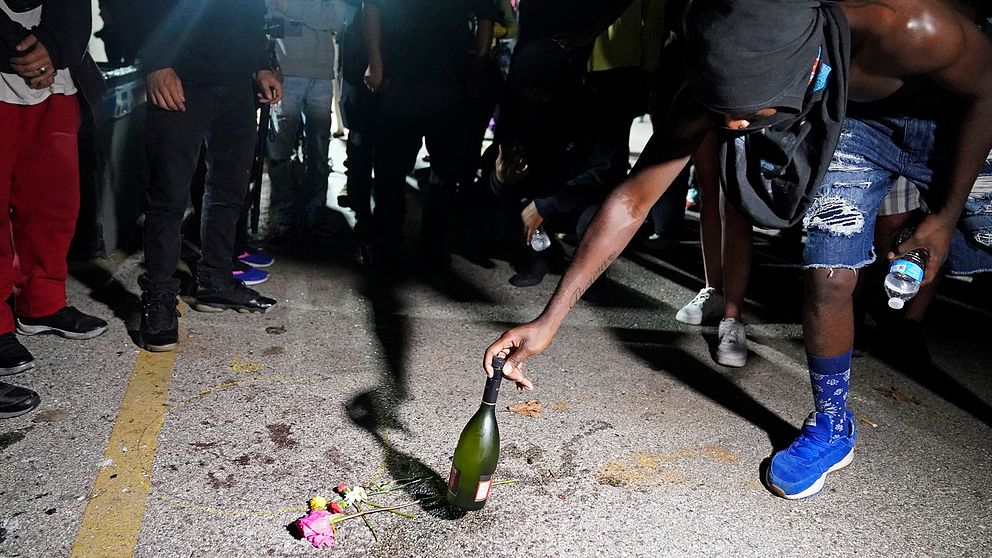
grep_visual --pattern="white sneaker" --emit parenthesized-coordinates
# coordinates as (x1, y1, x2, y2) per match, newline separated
(676, 287, 724, 325)
(716, 318, 748, 367)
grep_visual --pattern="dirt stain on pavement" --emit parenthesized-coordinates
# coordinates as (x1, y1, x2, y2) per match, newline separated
(323, 446, 352, 472)
(596, 445, 740, 487)
(207, 472, 236, 489)
(551, 401, 569, 412)
(266, 423, 298, 450)
(0, 426, 33, 452)
(262, 346, 285, 356)
(31, 409, 70, 423)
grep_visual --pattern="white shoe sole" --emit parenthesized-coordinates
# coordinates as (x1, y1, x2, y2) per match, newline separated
(675, 310, 702, 325)
(239, 259, 274, 269)
(16, 322, 107, 340)
(0, 361, 35, 377)
(716, 348, 747, 368)
(767, 448, 854, 500)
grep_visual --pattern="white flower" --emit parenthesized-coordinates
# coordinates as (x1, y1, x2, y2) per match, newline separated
(344, 486, 368, 506)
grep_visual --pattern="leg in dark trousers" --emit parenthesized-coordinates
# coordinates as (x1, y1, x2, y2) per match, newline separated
(197, 82, 260, 293)
(140, 84, 216, 296)
(369, 81, 431, 257)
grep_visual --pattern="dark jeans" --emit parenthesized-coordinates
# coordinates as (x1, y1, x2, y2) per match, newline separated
(341, 77, 376, 228)
(372, 79, 469, 244)
(139, 80, 258, 295)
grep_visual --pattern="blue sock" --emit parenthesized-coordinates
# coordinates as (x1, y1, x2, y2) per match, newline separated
(807, 350, 852, 435)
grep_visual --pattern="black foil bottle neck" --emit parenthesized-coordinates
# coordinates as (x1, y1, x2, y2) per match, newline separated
(483, 357, 505, 405)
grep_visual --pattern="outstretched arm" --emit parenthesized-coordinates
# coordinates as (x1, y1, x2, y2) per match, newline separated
(484, 107, 710, 388)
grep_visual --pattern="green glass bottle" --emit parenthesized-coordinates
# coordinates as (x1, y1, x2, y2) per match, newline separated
(447, 357, 504, 510)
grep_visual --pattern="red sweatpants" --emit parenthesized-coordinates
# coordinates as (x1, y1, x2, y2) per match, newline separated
(0, 94, 81, 334)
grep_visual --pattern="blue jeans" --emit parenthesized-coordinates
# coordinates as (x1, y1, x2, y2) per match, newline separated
(267, 76, 334, 230)
(803, 115, 992, 273)
(949, 156, 992, 274)
(803, 117, 950, 269)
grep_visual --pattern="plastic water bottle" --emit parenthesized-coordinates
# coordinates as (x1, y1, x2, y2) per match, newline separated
(530, 227, 551, 252)
(884, 229, 928, 310)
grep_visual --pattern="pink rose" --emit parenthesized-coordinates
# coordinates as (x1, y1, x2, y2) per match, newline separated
(295, 509, 335, 548)
(335, 483, 349, 494)
(329, 501, 343, 514)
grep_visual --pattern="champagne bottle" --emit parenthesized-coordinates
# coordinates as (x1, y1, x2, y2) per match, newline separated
(447, 357, 504, 510)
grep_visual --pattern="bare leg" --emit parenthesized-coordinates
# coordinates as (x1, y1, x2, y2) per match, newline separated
(804, 267, 859, 357)
(720, 193, 753, 320)
(695, 131, 723, 290)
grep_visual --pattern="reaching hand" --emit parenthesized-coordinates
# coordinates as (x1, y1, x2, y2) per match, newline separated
(256, 70, 283, 104)
(9, 34, 55, 90)
(521, 201, 544, 245)
(887, 213, 954, 284)
(495, 144, 529, 186)
(483, 319, 558, 392)
(146, 68, 186, 111)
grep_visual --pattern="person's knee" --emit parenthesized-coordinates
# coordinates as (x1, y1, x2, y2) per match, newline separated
(806, 267, 859, 310)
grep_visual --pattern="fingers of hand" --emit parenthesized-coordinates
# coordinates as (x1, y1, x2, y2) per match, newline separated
(484, 336, 517, 377)
(15, 34, 38, 52)
(27, 70, 54, 89)
(10, 49, 46, 71)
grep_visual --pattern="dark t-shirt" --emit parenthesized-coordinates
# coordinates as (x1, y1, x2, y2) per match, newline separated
(365, 0, 497, 84)
(136, 0, 270, 85)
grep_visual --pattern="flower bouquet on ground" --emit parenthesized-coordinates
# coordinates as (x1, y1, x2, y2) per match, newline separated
(291, 478, 428, 549)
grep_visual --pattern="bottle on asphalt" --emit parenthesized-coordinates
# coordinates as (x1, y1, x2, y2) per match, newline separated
(447, 357, 504, 510)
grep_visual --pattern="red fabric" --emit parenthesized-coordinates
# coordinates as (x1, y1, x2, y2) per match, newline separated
(0, 94, 80, 333)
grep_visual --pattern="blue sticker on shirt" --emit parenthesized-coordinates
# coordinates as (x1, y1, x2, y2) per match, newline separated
(814, 62, 832, 92)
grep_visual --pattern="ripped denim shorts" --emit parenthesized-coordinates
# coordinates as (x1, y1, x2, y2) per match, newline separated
(803, 115, 992, 272)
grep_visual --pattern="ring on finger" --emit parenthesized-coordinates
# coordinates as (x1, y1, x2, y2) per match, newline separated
(36, 66, 47, 75)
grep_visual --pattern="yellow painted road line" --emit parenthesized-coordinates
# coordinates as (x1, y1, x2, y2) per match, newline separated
(71, 349, 177, 558)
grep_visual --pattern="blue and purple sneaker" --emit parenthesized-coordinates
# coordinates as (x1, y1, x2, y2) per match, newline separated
(237, 248, 274, 268)
(767, 410, 856, 499)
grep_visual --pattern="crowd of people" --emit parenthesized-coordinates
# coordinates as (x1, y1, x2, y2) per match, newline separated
(1, 0, 991, 503)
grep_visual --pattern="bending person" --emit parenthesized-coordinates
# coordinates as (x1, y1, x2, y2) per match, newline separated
(483, 0, 992, 499)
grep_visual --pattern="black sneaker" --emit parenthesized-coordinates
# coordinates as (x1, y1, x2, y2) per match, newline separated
(0, 382, 40, 418)
(16, 306, 108, 340)
(193, 282, 276, 314)
(140, 291, 180, 352)
(0, 333, 34, 376)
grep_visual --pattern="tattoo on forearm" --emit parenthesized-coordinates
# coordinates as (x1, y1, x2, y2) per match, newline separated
(568, 251, 619, 308)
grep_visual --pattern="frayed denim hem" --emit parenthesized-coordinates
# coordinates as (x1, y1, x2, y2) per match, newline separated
(803, 254, 876, 271)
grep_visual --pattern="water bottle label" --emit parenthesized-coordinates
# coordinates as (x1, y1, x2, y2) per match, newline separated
(474, 475, 493, 502)
(889, 260, 924, 282)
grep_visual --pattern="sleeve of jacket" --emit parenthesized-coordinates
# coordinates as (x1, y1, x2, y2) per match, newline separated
(135, 0, 183, 75)
(0, 13, 29, 69)
(249, 0, 273, 72)
(32, 0, 92, 69)
(534, 129, 631, 219)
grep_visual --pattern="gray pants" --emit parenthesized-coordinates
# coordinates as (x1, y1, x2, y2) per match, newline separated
(267, 76, 334, 231)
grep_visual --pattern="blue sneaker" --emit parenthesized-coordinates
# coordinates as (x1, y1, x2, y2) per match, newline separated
(232, 265, 269, 286)
(767, 410, 856, 499)
(238, 249, 274, 268)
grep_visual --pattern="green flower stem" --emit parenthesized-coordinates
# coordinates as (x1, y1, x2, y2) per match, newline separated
(353, 502, 379, 542)
(364, 500, 418, 519)
(329, 503, 418, 526)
